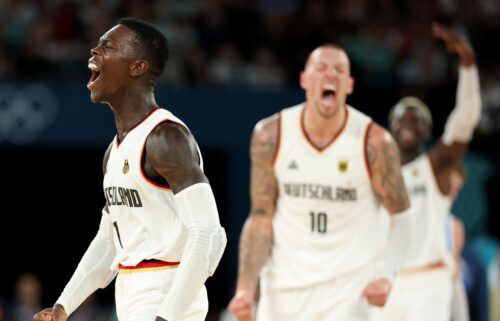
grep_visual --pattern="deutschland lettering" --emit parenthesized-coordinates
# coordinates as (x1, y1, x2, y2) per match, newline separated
(104, 186, 143, 207)
(283, 183, 357, 201)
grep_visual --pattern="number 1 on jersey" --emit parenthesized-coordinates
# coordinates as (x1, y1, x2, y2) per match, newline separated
(113, 221, 124, 248)
(310, 211, 327, 233)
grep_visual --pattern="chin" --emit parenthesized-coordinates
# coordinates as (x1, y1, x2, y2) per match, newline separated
(89, 91, 103, 103)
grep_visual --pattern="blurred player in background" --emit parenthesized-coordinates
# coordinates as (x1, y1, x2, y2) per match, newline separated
(228, 44, 412, 321)
(382, 23, 481, 321)
(33, 17, 226, 321)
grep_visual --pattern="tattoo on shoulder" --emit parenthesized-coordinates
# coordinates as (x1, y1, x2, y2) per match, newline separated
(249, 116, 279, 218)
(369, 129, 409, 213)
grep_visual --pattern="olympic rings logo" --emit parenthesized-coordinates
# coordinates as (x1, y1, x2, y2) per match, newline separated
(0, 84, 58, 145)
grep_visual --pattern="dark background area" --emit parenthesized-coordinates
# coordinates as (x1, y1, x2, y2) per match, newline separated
(1, 0, 499, 320)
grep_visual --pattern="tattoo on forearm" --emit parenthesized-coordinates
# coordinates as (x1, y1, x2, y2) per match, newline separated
(238, 215, 273, 287)
(237, 119, 278, 287)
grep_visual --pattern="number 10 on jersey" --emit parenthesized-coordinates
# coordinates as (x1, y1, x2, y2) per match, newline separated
(310, 211, 327, 233)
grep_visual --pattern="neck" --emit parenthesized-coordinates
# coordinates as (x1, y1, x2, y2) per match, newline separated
(399, 146, 423, 165)
(108, 86, 157, 140)
(303, 102, 346, 147)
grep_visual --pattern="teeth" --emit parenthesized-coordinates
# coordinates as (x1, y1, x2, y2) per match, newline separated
(88, 62, 99, 71)
(324, 84, 336, 91)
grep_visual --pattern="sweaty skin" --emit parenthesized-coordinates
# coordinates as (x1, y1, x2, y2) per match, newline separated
(229, 46, 409, 321)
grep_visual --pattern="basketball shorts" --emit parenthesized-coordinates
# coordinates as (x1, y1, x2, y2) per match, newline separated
(256, 261, 383, 321)
(380, 267, 453, 321)
(115, 262, 208, 321)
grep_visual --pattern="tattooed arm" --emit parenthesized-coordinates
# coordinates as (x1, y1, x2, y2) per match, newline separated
(229, 114, 279, 321)
(367, 123, 410, 214)
(145, 122, 225, 321)
(362, 122, 412, 307)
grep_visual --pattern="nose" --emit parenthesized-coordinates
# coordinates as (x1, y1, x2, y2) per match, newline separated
(90, 46, 100, 56)
(326, 67, 338, 79)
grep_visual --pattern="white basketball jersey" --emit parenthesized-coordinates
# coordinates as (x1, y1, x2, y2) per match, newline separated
(261, 104, 387, 290)
(401, 154, 452, 269)
(103, 108, 203, 270)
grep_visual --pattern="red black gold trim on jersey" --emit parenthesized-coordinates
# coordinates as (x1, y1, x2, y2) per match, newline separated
(118, 260, 180, 274)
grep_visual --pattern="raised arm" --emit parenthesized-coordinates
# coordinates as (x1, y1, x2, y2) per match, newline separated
(428, 23, 481, 195)
(229, 114, 279, 321)
(34, 144, 117, 321)
(145, 122, 226, 321)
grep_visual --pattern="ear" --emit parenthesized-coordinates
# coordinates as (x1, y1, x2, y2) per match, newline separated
(129, 60, 149, 77)
(299, 71, 307, 90)
(346, 76, 355, 95)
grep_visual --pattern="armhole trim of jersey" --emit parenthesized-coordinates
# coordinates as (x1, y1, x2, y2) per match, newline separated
(271, 111, 282, 167)
(139, 119, 179, 192)
(426, 154, 448, 197)
(363, 121, 374, 179)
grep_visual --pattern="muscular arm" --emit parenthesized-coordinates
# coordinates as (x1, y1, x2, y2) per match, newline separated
(146, 121, 207, 193)
(236, 114, 279, 291)
(146, 122, 225, 321)
(429, 24, 481, 195)
(367, 123, 410, 214)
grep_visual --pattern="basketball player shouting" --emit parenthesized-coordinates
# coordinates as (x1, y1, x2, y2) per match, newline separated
(33, 18, 226, 321)
(381, 24, 481, 321)
(229, 44, 412, 321)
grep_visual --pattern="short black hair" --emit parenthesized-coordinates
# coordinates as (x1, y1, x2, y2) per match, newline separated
(119, 17, 169, 79)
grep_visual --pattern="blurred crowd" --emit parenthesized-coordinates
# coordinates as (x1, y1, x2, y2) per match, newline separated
(1, 0, 500, 136)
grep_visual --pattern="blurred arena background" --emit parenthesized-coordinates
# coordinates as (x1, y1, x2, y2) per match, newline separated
(0, 0, 499, 320)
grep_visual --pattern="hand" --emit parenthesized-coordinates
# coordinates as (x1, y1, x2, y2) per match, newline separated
(432, 23, 475, 66)
(361, 278, 391, 307)
(33, 305, 67, 321)
(228, 289, 257, 321)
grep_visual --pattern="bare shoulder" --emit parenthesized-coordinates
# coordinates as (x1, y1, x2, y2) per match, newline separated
(367, 122, 395, 150)
(102, 142, 113, 175)
(147, 121, 197, 152)
(251, 113, 280, 162)
(145, 121, 205, 193)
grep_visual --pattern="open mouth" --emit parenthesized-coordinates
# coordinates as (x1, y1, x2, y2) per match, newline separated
(87, 62, 101, 87)
(321, 85, 336, 105)
(400, 128, 416, 142)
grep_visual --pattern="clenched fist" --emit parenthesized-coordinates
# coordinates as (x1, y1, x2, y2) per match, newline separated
(33, 305, 67, 321)
(228, 289, 257, 321)
(361, 278, 392, 307)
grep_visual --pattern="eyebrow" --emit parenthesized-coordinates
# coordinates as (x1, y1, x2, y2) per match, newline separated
(98, 38, 111, 46)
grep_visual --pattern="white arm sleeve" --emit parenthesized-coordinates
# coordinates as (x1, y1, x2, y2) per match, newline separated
(157, 183, 226, 321)
(56, 209, 117, 316)
(442, 65, 481, 145)
(384, 208, 413, 279)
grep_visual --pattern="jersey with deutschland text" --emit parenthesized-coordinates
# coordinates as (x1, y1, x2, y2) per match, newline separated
(261, 103, 387, 290)
(103, 108, 203, 270)
(401, 153, 453, 269)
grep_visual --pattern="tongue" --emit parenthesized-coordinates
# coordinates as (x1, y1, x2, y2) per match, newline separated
(322, 93, 335, 106)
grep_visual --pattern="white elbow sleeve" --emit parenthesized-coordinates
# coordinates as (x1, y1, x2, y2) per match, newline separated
(175, 182, 227, 276)
(442, 66, 481, 145)
(157, 183, 226, 321)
